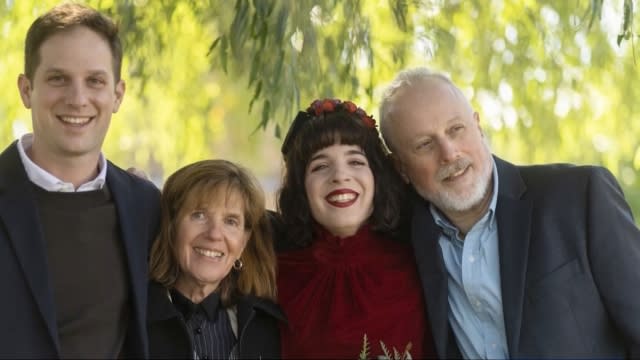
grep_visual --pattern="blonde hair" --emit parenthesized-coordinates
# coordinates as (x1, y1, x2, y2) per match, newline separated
(149, 160, 276, 304)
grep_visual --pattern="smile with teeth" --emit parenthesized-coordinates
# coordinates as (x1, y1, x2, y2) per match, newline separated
(194, 247, 224, 259)
(59, 116, 92, 125)
(445, 166, 468, 181)
(327, 193, 357, 203)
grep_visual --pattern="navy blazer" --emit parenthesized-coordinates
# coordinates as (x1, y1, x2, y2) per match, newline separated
(0, 141, 160, 358)
(411, 156, 640, 359)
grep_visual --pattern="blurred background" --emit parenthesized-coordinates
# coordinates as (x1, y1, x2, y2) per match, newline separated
(1, 0, 639, 217)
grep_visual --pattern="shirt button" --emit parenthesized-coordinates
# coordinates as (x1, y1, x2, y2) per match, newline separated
(195, 327, 202, 334)
(469, 255, 476, 263)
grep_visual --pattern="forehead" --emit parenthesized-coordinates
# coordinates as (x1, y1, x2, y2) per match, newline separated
(392, 82, 470, 130)
(36, 26, 114, 77)
(184, 185, 246, 213)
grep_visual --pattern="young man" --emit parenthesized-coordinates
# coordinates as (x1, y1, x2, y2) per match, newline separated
(0, 4, 160, 358)
(379, 67, 640, 358)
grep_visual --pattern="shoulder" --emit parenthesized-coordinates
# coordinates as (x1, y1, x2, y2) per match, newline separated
(497, 156, 614, 193)
(238, 295, 286, 323)
(268, 210, 307, 253)
(517, 162, 614, 191)
(106, 161, 160, 196)
(0, 142, 25, 182)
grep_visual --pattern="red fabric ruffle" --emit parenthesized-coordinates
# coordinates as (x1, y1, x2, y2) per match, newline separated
(277, 225, 435, 359)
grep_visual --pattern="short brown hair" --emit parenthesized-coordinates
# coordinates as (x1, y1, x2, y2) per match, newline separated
(24, 3, 123, 82)
(149, 160, 277, 304)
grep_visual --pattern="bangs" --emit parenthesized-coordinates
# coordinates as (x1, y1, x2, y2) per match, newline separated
(180, 178, 263, 230)
(296, 113, 373, 166)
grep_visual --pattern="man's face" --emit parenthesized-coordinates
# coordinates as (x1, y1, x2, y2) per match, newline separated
(388, 80, 493, 215)
(17, 26, 124, 162)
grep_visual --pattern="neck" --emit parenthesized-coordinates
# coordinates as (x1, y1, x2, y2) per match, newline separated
(174, 278, 218, 304)
(28, 145, 101, 189)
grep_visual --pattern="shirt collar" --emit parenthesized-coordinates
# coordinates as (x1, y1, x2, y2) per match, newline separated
(170, 288, 223, 322)
(430, 157, 499, 234)
(17, 133, 107, 192)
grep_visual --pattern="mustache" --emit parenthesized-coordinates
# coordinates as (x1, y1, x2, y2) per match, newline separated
(437, 158, 472, 180)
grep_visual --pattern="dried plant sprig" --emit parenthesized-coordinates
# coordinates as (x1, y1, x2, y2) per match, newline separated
(359, 334, 370, 360)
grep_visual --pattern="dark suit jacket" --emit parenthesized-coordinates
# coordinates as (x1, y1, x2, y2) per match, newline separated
(412, 156, 640, 359)
(147, 281, 286, 359)
(0, 141, 160, 358)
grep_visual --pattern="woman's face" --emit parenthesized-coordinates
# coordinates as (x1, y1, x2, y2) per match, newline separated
(174, 189, 250, 298)
(304, 143, 375, 237)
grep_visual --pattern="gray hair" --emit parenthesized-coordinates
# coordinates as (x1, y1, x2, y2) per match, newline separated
(379, 67, 455, 152)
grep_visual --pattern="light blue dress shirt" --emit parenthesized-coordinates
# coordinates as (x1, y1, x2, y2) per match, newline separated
(430, 160, 508, 359)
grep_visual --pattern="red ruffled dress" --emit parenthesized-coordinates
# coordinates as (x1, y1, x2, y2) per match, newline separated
(277, 225, 435, 359)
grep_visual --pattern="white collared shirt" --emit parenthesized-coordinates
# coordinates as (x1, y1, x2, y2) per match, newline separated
(17, 133, 107, 192)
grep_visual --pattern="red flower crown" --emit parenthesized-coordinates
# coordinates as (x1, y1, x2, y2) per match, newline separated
(281, 98, 376, 155)
(307, 98, 376, 128)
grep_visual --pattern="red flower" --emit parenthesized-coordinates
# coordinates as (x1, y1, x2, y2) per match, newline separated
(343, 101, 357, 113)
(361, 115, 376, 128)
(305, 98, 376, 129)
(321, 100, 336, 112)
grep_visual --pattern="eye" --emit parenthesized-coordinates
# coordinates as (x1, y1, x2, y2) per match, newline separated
(309, 162, 328, 173)
(189, 210, 207, 221)
(224, 216, 241, 227)
(416, 139, 433, 151)
(348, 157, 368, 167)
(47, 75, 66, 85)
(87, 77, 106, 87)
(450, 124, 465, 134)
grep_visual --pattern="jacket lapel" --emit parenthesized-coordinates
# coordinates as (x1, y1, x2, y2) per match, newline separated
(0, 142, 60, 354)
(106, 164, 148, 347)
(494, 157, 532, 356)
(410, 194, 453, 359)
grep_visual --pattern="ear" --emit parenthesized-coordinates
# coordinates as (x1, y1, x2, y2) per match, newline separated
(17, 74, 33, 109)
(390, 153, 410, 184)
(473, 111, 483, 136)
(113, 79, 126, 113)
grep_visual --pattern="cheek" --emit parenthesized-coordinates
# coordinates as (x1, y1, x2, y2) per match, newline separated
(231, 234, 249, 257)
(407, 160, 437, 180)
(174, 225, 194, 263)
(304, 177, 322, 210)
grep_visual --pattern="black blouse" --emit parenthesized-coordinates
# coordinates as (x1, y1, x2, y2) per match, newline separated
(169, 289, 236, 359)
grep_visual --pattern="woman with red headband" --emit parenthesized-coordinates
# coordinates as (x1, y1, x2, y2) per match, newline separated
(275, 99, 436, 358)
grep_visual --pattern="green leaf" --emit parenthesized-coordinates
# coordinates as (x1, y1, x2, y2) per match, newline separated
(207, 36, 221, 56)
(249, 80, 262, 113)
(219, 35, 228, 73)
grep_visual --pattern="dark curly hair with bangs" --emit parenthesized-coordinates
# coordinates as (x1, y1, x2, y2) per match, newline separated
(277, 102, 406, 248)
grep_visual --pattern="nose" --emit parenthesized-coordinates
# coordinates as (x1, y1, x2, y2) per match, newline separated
(205, 219, 223, 240)
(331, 164, 351, 183)
(64, 80, 89, 107)
(439, 139, 459, 164)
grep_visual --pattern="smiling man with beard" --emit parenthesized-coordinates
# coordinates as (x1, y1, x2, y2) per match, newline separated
(379, 67, 640, 359)
(0, 3, 160, 358)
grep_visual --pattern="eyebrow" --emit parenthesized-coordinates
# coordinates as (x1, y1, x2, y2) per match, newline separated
(445, 115, 464, 124)
(309, 148, 365, 162)
(43, 68, 110, 77)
